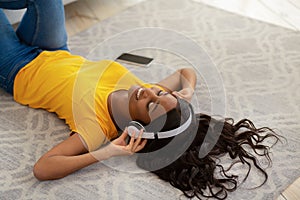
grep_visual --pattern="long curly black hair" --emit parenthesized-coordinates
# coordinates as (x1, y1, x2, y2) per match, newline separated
(136, 98, 281, 199)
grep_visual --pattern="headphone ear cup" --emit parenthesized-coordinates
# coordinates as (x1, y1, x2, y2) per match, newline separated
(128, 121, 146, 138)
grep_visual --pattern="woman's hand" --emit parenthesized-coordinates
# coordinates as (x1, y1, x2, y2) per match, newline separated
(111, 128, 147, 156)
(156, 68, 196, 102)
(91, 128, 147, 161)
(172, 87, 194, 102)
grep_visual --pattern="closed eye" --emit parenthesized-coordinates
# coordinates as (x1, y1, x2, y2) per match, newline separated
(158, 90, 169, 96)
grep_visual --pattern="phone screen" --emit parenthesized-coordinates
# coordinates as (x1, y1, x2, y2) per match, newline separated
(116, 53, 153, 66)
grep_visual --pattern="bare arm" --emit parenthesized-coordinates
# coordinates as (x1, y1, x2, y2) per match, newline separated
(33, 130, 146, 180)
(156, 68, 197, 101)
(33, 133, 96, 180)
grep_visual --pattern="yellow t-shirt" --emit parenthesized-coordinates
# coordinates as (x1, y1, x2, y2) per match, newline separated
(14, 50, 155, 151)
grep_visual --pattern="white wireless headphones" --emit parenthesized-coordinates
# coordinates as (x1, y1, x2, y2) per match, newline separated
(127, 105, 193, 139)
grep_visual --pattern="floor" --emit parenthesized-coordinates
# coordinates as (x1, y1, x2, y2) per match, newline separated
(64, 0, 300, 37)
(63, 0, 299, 199)
(193, 0, 300, 31)
(64, 0, 146, 36)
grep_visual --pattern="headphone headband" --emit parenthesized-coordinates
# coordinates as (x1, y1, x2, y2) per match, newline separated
(127, 105, 193, 139)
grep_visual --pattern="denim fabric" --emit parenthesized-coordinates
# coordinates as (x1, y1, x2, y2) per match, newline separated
(0, 0, 68, 94)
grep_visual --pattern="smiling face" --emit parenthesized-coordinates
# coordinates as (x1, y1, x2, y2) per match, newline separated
(128, 86, 178, 124)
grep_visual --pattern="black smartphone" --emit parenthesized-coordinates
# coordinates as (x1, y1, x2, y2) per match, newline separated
(116, 53, 154, 67)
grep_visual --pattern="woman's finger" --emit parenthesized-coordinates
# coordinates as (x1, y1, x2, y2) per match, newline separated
(128, 131, 135, 149)
(120, 127, 129, 139)
(135, 139, 147, 152)
(172, 91, 183, 98)
(132, 129, 143, 151)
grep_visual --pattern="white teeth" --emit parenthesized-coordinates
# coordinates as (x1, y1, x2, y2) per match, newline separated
(136, 88, 143, 100)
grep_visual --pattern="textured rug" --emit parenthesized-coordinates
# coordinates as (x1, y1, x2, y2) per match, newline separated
(1, 0, 300, 199)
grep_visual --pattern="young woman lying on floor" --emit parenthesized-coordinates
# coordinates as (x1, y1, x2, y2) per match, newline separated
(0, 0, 280, 199)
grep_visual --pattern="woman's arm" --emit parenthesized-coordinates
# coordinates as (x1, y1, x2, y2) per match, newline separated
(33, 133, 94, 180)
(156, 68, 197, 102)
(33, 130, 146, 180)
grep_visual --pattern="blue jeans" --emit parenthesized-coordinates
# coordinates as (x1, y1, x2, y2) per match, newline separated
(0, 0, 68, 94)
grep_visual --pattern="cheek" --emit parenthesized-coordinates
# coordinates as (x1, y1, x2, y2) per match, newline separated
(129, 102, 136, 120)
(130, 102, 151, 123)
